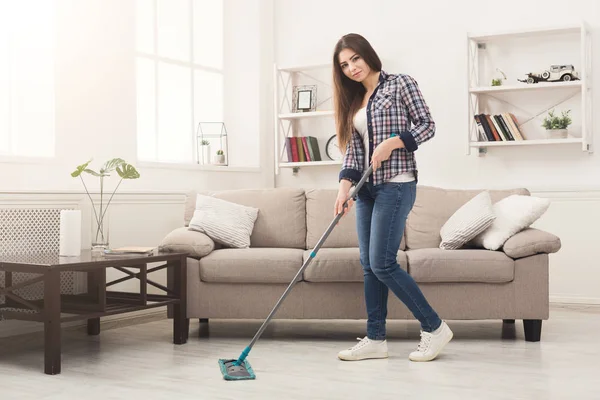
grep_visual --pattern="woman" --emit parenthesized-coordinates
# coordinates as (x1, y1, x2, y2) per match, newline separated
(332, 33, 452, 362)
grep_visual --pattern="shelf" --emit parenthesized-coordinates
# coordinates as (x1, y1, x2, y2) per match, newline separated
(468, 23, 582, 42)
(470, 138, 583, 147)
(470, 81, 582, 94)
(466, 21, 592, 156)
(274, 62, 339, 174)
(279, 160, 341, 168)
(278, 110, 334, 120)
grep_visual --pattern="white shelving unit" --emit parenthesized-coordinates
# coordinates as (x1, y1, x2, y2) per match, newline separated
(466, 22, 593, 156)
(274, 63, 342, 174)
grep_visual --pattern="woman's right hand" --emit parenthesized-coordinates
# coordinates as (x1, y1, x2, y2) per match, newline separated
(334, 179, 354, 218)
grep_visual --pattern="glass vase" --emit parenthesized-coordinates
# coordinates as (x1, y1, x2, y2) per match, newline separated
(91, 209, 110, 254)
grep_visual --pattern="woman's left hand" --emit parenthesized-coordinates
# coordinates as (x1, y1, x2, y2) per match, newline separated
(371, 139, 394, 172)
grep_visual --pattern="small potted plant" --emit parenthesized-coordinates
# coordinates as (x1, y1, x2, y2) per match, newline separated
(200, 139, 211, 165)
(491, 68, 507, 87)
(213, 149, 225, 165)
(542, 109, 572, 139)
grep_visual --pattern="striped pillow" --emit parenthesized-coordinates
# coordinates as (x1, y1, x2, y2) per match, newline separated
(189, 195, 259, 248)
(439, 191, 496, 250)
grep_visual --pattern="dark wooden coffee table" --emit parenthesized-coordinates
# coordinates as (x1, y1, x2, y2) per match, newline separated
(0, 250, 188, 375)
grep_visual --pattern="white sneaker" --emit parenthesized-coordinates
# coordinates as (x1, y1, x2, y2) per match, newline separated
(338, 336, 389, 361)
(409, 321, 453, 362)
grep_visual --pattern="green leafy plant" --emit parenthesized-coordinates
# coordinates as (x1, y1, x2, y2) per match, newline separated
(491, 68, 506, 86)
(542, 109, 572, 130)
(201, 139, 210, 145)
(216, 149, 224, 155)
(71, 158, 140, 247)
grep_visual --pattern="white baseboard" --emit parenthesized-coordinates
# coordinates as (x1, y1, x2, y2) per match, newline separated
(550, 296, 600, 305)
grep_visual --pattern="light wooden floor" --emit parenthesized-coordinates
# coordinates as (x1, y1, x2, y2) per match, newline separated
(1, 304, 598, 400)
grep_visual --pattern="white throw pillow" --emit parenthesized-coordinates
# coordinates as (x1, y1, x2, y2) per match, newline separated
(439, 190, 496, 250)
(471, 194, 550, 250)
(189, 195, 259, 248)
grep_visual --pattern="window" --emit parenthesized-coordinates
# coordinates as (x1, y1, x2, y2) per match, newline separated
(136, 0, 223, 164)
(0, 1, 55, 158)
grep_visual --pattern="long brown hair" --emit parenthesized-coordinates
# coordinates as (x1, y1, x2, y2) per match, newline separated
(332, 33, 382, 150)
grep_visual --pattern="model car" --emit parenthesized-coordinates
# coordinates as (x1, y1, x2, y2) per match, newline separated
(518, 64, 579, 84)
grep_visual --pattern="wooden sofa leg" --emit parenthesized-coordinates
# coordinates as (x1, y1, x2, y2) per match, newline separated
(199, 318, 209, 337)
(523, 319, 542, 342)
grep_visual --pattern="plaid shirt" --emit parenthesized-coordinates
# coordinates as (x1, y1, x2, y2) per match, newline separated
(339, 70, 435, 186)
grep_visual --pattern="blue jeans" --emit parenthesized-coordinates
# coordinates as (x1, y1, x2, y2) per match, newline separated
(356, 180, 442, 340)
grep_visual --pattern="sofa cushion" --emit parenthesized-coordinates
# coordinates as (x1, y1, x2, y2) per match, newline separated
(158, 227, 215, 259)
(189, 195, 259, 248)
(406, 248, 514, 283)
(305, 189, 406, 250)
(439, 190, 495, 250)
(302, 248, 407, 282)
(405, 185, 529, 250)
(199, 248, 304, 283)
(470, 195, 550, 250)
(190, 188, 306, 249)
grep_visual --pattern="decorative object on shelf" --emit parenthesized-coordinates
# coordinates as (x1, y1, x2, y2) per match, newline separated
(518, 64, 580, 84)
(542, 109, 572, 139)
(197, 122, 229, 166)
(71, 158, 140, 253)
(200, 139, 211, 165)
(326, 135, 343, 161)
(491, 68, 507, 86)
(292, 85, 317, 113)
(213, 149, 226, 165)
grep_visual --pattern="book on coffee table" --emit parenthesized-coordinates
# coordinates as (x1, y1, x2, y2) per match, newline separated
(104, 246, 156, 255)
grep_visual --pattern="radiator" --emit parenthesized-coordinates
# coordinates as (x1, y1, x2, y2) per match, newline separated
(0, 208, 87, 306)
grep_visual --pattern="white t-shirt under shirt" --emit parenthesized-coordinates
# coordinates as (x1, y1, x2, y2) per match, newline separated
(353, 106, 415, 183)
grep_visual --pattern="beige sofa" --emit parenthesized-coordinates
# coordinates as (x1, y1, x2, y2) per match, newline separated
(159, 185, 561, 342)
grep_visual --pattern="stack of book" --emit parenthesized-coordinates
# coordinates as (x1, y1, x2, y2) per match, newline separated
(285, 136, 322, 162)
(103, 246, 156, 257)
(474, 113, 526, 141)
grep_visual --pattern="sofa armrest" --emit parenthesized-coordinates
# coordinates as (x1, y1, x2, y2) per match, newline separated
(502, 228, 561, 259)
(158, 227, 215, 259)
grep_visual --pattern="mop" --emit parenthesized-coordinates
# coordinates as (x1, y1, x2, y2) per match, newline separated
(219, 165, 374, 381)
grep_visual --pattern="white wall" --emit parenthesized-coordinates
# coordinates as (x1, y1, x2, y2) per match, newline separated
(273, 0, 600, 303)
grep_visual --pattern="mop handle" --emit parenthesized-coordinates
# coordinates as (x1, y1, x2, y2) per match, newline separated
(238, 165, 374, 359)
(345, 164, 373, 203)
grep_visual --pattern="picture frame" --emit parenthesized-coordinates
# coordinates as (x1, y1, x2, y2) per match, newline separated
(292, 85, 317, 112)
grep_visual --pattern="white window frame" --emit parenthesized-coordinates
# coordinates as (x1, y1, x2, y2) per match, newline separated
(135, 0, 224, 166)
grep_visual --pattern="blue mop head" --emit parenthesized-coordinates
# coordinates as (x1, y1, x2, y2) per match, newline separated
(218, 358, 255, 381)
(219, 346, 255, 381)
